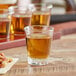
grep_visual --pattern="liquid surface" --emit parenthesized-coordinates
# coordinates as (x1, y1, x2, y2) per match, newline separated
(11, 15, 31, 35)
(0, 20, 10, 38)
(26, 34, 52, 59)
(31, 12, 50, 26)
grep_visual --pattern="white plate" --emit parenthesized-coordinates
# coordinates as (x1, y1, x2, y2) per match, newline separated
(0, 58, 19, 74)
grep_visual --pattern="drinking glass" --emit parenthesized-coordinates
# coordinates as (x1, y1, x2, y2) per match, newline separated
(31, 3, 53, 26)
(0, 9, 11, 39)
(24, 26, 54, 65)
(9, 6, 32, 36)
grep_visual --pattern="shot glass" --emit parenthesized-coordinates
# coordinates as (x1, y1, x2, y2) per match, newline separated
(0, 9, 11, 39)
(24, 26, 54, 65)
(9, 6, 32, 36)
(31, 3, 53, 26)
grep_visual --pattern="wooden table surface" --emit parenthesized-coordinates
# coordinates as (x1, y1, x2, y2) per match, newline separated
(0, 34, 76, 76)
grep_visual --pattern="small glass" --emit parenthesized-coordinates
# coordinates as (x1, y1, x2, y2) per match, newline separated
(31, 3, 53, 26)
(9, 6, 32, 36)
(0, 9, 11, 39)
(24, 26, 54, 65)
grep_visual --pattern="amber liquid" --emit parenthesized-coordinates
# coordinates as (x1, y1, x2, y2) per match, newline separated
(31, 12, 50, 26)
(0, 20, 10, 38)
(26, 34, 52, 59)
(11, 15, 31, 35)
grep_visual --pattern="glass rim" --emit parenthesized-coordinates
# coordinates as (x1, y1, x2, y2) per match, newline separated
(8, 6, 27, 12)
(8, 6, 18, 11)
(32, 3, 53, 8)
(24, 25, 54, 31)
(8, 4, 35, 10)
(8, 5, 34, 13)
(8, 6, 33, 15)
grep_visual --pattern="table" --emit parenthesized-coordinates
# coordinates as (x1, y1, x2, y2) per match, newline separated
(0, 34, 76, 76)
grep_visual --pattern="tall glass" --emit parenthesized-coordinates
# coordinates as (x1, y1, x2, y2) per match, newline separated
(31, 3, 52, 26)
(9, 6, 32, 36)
(24, 26, 54, 65)
(0, 9, 11, 39)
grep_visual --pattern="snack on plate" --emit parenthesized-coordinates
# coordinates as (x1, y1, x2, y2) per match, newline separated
(0, 53, 13, 68)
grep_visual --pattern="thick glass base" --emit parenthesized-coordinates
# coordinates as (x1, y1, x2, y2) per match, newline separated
(28, 57, 49, 65)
